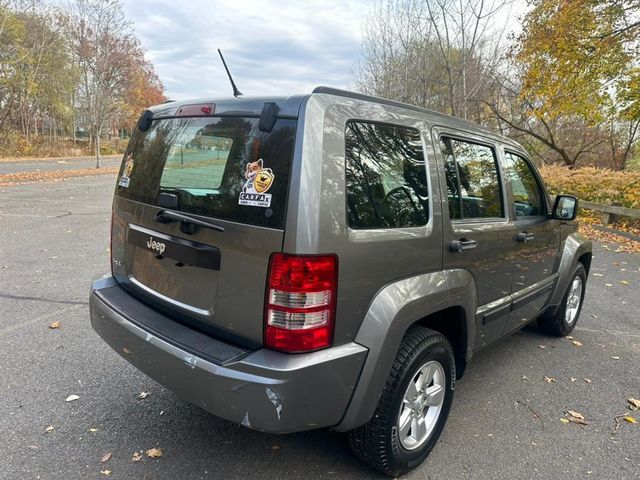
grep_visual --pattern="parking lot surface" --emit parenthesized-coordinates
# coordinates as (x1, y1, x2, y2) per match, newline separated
(1, 173, 638, 479)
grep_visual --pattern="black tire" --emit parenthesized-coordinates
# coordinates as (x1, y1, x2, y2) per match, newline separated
(347, 327, 455, 477)
(538, 263, 587, 336)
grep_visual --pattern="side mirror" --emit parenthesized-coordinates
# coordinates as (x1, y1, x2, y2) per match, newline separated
(552, 195, 578, 220)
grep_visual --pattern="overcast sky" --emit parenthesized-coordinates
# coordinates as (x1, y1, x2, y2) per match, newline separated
(122, 0, 370, 100)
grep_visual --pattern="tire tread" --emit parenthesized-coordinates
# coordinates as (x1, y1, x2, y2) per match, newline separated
(348, 327, 454, 476)
(538, 263, 586, 337)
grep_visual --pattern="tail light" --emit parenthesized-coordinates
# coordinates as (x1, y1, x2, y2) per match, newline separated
(265, 253, 338, 353)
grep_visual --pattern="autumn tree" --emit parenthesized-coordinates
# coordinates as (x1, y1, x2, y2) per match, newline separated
(117, 44, 166, 134)
(66, 0, 140, 167)
(355, 0, 517, 123)
(0, 2, 75, 148)
(488, 0, 640, 169)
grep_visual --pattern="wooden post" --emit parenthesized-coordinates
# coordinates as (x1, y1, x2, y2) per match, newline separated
(602, 201, 622, 225)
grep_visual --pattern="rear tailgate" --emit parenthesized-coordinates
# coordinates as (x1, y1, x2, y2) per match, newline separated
(110, 113, 297, 347)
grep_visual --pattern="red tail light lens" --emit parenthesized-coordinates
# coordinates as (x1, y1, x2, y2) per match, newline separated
(265, 253, 338, 353)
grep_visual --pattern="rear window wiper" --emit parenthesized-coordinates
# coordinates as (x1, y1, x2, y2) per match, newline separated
(155, 210, 225, 234)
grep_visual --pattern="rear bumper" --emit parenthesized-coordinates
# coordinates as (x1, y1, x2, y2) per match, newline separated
(90, 277, 367, 434)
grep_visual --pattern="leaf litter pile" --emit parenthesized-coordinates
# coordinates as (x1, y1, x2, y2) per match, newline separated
(579, 223, 640, 254)
(0, 167, 118, 187)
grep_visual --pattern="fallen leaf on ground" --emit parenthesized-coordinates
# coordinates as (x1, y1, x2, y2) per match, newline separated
(628, 398, 640, 410)
(538, 345, 546, 349)
(567, 416, 589, 425)
(572, 340, 583, 346)
(44, 425, 54, 433)
(623, 416, 637, 424)
(565, 335, 574, 339)
(271, 444, 281, 450)
(132, 451, 142, 462)
(100, 470, 112, 476)
(620, 280, 629, 285)
(605, 283, 613, 287)
(571, 377, 577, 382)
(584, 378, 592, 383)
(145, 448, 163, 458)
(65, 395, 80, 402)
(137, 392, 150, 400)
(592, 273, 603, 277)
(590, 314, 598, 319)
(560, 418, 570, 423)
(101, 452, 112, 463)
(543, 376, 556, 383)
(49, 321, 61, 329)
(88, 428, 98, 432)
(612, 356, 620, 360)
(568, 410, 585, 421)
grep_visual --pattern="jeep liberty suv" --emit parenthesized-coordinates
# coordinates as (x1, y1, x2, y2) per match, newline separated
(90, 87, 592, 476)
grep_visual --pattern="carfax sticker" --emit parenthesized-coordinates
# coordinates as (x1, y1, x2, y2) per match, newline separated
(239, 158, 275, 207)
(118, 153, 134, 188)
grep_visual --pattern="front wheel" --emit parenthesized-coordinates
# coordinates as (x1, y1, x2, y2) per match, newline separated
(348, 327, 455, 477)
(538, 263, 587, 336)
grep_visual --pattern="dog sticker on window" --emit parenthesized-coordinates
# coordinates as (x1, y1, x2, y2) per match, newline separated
(118, 153, 134, 188)
(239, 158, 275, 207)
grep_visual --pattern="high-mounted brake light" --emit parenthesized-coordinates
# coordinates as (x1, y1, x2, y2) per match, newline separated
(265, 253, 338, 353)
(175, 103, 215, 117)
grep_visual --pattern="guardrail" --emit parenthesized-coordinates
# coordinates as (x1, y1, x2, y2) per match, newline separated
(579, 200, 640, 225)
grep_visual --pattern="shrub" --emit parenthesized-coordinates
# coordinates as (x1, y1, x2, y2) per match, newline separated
(539, 165, 640, 209)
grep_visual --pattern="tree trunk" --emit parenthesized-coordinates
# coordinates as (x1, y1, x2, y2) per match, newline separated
(95, 126, 101, 168)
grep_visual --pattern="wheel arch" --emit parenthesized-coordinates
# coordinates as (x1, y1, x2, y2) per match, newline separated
(334, 269, 477, 432)
(415, 305, 468, 380)
(548, 232, 593, 309)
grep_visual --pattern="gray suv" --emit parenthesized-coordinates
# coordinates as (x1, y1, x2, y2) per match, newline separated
(90, 87, 591, 476)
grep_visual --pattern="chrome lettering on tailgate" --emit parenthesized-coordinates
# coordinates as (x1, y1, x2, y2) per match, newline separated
(146, 236, 166, 255)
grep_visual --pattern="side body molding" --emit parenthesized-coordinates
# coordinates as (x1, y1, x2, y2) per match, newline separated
(547, 232, 592, 309)
(334, 269, 477, 432)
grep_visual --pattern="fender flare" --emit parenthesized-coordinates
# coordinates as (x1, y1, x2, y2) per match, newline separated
(548, 232, 592, 310)
(334, 269, 477, 432)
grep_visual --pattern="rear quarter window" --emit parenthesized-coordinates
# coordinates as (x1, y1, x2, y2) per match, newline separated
(345, 121, 429, 229)
(115, 117, 296, 229)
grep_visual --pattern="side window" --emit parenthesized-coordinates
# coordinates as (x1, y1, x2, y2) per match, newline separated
(345, 121, 429, 229)
(503, 152, 544, 217)
(440, 137, 503, 220)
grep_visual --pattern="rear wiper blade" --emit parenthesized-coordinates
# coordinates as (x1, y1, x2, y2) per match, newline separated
(155, 210, 225, 233)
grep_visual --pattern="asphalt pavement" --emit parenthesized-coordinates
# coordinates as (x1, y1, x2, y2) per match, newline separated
(0, 173, 638, 480)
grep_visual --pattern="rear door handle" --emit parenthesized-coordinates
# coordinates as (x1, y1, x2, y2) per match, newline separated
(449, 238, 477, 252)
(516, 232, 535, 242)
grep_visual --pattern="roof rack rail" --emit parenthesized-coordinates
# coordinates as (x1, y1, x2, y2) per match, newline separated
(311, 86, 504, 139)
(311, 86, 438, 117)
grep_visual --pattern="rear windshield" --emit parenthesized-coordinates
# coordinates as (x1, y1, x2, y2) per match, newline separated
(116, 116, 297, 229)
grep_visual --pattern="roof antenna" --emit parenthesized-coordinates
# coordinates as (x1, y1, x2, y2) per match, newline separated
(218, 49, 243, 98)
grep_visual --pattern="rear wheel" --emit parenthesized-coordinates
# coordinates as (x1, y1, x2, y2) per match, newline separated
(538, 263, 586, 336)
(348, 327, 455, 477)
